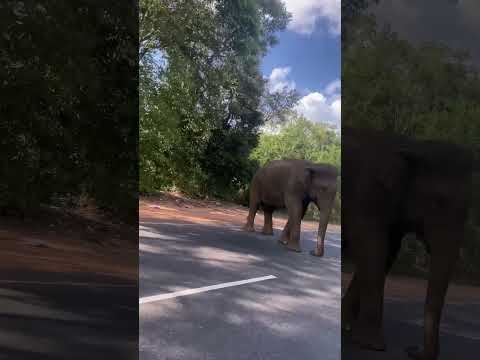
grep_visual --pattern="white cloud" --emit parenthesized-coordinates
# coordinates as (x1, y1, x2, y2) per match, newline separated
(267, 67, 296, 93)
(324, 78, 341, 96)
(266, 67, 341, 127)
(283, 0, 340, 35)
(295, 92, 341, 126)
(331, 98, 341, 118)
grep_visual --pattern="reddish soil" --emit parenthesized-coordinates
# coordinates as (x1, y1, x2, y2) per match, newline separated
(0, 206, 137, 281)
(142, 192, 479, 303)
(140, 191, 341, 233)
(342, 272, 480, 303)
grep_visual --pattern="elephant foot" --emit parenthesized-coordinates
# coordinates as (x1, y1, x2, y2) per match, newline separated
(342, 322, 352, 333)
(262, 228, 274, 236)
(242, 224, 255, 232)
(286, 243, 302, 253)
(405, 346, 436, 360)
(341, 311, 354, 333)
(351, 328, 386, 352)
(310, 249, 324, 257)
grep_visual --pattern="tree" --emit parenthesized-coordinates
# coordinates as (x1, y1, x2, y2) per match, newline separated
(250, 115, 341, 222)
(139, 0, 291, 197)
(343, 12, 480, 280)
(342, 0, 379, 43)
(261, 86, 300, 126)
(1, 1, 138, 222)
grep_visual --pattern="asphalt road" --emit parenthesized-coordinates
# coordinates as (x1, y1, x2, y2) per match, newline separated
(140, 220, 341, 360)
(342, 285, 480, 359)
(0, 271, 138, 360)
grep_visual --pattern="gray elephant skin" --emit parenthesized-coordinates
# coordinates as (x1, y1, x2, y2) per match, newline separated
(342, 126, 473, 360)
(243, 159, 338, 256)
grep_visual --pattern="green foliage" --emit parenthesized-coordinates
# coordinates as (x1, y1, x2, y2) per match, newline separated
(343, 14, 480, 281)
(261, 87, 301, 126)
(0, 1, 138, 222)
(341, 0, 379, 43)
(342, 0, 378, 23)
(343, 15, 480, 148)
(251, 116, 341, 167)
(139, 0, 291, 198)
(251, 115, 341, 223)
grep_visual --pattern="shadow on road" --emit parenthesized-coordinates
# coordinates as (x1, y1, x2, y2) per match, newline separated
(342, 290, 480, 359)
(0, 271, 138, 360)
(140, 219, 341, 360)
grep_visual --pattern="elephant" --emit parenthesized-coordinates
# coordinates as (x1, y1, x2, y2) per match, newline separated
(341, 126, 473, 360)
(243, 159, 338, 256)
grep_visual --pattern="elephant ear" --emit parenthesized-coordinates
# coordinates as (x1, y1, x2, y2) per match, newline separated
(397, 141, 473, 174)
(304, 166, 329, 191)
(305, 166, 315, 177)
(305, 166, 322, 180)
(304, 166, 315, 185)
(396, 144, 428, 169)
(394, 142, 438, 178)
(367, 145, 412, 192)
(305, 166, 323, 185)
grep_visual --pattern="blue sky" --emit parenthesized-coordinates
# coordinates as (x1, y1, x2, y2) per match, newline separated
(261, 0, 341, 127)
(262, 29, 340, 95)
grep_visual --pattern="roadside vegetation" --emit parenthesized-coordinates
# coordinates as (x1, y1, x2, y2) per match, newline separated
(251, 116, 341, 223)
(343, 5, 480, 283)
(1, 2, 138, 224)
(140, 0, 341, 223)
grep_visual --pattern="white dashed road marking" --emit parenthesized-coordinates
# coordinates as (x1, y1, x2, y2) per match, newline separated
(140, 275, 277, 304)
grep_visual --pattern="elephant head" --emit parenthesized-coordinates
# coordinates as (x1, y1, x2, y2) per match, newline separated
(397, 142, 472, 359)
(304, 165, 338, 257)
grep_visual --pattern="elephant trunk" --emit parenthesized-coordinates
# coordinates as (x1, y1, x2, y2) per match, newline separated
(315, 219, 326, 256)
(416, 230, 460, 359)
(312, 198, 332, 257)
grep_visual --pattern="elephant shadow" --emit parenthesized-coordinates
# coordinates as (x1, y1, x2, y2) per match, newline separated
(252, 226, 341, 260)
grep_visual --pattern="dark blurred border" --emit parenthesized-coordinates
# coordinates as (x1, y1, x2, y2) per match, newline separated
(342, 0, 479, 359)
(1, 1, 139, 359)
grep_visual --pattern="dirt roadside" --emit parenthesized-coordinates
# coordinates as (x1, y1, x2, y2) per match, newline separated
(0, 206, 137, 281)
(342, 273, 480, 304)
(140, 192, 341, 233)
(142, 192, 480, 303)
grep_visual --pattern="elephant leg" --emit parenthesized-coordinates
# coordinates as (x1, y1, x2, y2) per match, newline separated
(343, 224, 394, 334)
(243, 193, 259, 233)
(279, 220, 290, 245)
(300, 202, 309, 221)
(311, 193, 335, 257)
(341, 221, 360, 331)
(351, 223, 388, 351)
(285, 200, 303, 252)
(262, 206, 274, 235)
(406, 229, 459, 360)
(342, 271, 361, 332)
(386, 233, 402, 274)
(375, 226, 403, 313)
(342, 223, 392, 334)
(280, 203, 307, 246)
